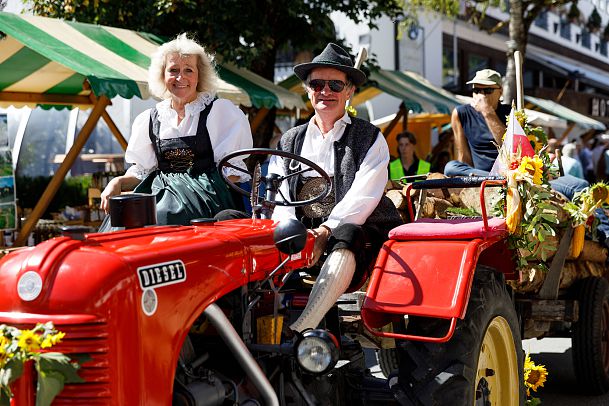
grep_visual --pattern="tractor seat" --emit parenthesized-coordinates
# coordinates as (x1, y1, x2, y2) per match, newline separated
(388, 217, 507, 241)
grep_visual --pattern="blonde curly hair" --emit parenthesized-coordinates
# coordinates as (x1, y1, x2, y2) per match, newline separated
(148, 33, 219, 99)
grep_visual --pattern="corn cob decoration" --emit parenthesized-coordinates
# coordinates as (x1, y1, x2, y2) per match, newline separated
(506, 174, 522, 233)
(569, 224, 585, 259)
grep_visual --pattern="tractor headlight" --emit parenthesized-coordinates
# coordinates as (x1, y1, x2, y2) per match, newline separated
(17, 271, 43, 301)
(295, 329, 339, 374)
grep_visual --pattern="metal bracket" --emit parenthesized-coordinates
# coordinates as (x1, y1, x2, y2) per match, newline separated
(538, 226, 574, 299)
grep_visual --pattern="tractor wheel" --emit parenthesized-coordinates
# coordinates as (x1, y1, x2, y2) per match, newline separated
(379, 348, 400, 378)
(393, 267, 524, 406)
(572, 276, 609, 394)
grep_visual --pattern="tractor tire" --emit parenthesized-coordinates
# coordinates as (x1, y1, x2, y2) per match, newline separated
(393, 266, 524, 406)
(572, 276, 609, 394)
(379, 348, 400, 378)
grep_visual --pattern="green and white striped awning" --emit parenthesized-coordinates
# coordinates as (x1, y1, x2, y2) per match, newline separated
(0, 11, 305, 110)
(367, 70, 460, 115)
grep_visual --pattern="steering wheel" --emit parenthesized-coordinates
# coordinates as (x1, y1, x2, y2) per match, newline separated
(218, 148, 332, 207)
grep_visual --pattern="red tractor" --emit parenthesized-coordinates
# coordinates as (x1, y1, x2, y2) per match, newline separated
(0, 149, 606, 405)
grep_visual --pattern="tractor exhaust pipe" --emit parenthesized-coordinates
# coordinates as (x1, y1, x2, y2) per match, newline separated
(203, 303, 279, 406)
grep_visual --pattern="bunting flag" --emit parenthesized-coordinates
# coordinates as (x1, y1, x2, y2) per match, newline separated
(490, 107, 535, 176)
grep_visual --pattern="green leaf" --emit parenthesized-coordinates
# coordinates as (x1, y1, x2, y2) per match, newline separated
(0, 390, 12, 406)
(0, 358, 24, 387)
(35, 368, 64, 406)
(38, 353, 84, 383)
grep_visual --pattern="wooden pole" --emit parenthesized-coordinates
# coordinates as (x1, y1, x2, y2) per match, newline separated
(514, 51, 524, 110)
(88, 93, 127, 151)
(14, 96, 111, 247)
(250, 107, 270, 134)
(102, 110, 128, 151)
(383, 103, 406, 139)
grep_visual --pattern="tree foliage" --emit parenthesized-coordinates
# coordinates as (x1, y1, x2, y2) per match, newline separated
(26, 0, 403, 79)
(400, 0, 576, 102)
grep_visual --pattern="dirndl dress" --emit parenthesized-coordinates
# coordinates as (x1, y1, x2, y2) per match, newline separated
(100, 99, 235, 230)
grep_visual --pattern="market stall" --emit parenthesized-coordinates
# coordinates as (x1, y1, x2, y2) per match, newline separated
(0, 11, 305, 246)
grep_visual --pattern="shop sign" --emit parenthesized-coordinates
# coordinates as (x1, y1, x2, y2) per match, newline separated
(591, 97, 609, 117)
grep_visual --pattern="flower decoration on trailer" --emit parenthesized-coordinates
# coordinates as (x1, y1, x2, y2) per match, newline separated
(0, 322, 86, 406)
(491, 108, 562, 268)
(564, 182, 609, 258)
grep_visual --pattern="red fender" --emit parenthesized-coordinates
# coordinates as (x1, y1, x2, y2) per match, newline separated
(362, 231, 512, 343)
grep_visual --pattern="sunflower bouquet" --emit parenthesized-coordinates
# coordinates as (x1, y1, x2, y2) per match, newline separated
(492, 109, 563, 269)
(0, 322, 85, 406)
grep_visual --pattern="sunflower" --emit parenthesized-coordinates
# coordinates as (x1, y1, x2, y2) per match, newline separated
(590, 182, 609, 205)
(524, 354, 548, 396)
(41, 331, 65, 349)
(0, 335, 8, 367)
(517, 156, 544, 185)
(17, 329, 41, 352)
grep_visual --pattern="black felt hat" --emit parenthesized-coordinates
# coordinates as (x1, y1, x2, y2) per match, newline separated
(293, 43, 367, 86)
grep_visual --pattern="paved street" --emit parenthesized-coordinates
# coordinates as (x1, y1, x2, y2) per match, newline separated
(523, 337, 609, 405)
(366, 338, 609, 404)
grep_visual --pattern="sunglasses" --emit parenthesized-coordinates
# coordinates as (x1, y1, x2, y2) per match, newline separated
(307, 79, 347, 93)
(472, 87, 498, 95)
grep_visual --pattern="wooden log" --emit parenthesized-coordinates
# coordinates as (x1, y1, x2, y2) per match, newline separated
(577, 240, 608, 263)
(420, 197, 453, 218)
(386, 189, 406, 210)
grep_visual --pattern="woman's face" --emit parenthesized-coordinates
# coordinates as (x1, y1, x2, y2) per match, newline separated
(164, 53, 198, 103)
(398, 137, 415, 158)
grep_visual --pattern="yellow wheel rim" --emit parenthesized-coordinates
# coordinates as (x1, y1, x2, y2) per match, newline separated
(474, 316, 520, 405)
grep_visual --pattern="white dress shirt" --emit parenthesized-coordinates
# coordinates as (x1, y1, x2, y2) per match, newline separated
(125, 92, 252, 180)
(268, 112, 389, 230)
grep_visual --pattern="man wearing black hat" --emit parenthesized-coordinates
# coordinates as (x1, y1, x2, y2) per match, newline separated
(268, 43, 402, 332)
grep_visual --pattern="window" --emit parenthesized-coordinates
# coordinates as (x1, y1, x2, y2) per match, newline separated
(601, 40, 608, 56)
(442, 46, 457, 87)
(467, 53, 489, 82)
(534, 11, 548, 30)
(560, 19, 571, 40)
(582, 30, 591, 48)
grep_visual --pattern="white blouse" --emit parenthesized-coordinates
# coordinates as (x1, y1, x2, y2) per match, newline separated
(268, 113, 389, 230)
(125, 92, 253, 180)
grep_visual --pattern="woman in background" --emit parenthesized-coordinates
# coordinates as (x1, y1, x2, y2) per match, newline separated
(389, 131, 430, 181)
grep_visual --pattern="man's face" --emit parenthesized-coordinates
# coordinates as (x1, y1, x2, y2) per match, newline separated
(472, 84, 502, 108)
(306, 67, 354, 120)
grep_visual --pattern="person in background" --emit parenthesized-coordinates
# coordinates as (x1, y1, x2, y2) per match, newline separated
(100, 34, 252, 227)
(389, 131, 431, 181)
(444, 69, 511, 176)
(561, 142, 584, 179)
(268, 43, 402, 333)
(578, 137, 596, 183)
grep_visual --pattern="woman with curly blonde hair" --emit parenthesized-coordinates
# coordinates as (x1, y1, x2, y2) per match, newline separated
(100, 34, 252, 227)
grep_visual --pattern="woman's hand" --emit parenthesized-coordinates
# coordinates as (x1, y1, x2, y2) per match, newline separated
(100, 178, 123, 214)
(309, 226, 331, 267)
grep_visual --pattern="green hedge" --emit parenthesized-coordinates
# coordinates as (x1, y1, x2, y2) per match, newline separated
(16, 175, 93, 218)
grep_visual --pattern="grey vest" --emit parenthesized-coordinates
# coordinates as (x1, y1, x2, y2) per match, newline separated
(278, 117, 402, 226)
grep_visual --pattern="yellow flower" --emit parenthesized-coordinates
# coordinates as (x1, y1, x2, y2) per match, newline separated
(517, 156, 544, 185)
(0, 336, 8, 367)
(527, 134, 542, 154)
(17, 329, 41, 352)
(524, 354, 548, 396)
(590, 182, 609, 205)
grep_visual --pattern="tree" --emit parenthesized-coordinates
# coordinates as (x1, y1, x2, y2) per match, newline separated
(27, 0, 402, 80)
(400, 0, 576, 103)
(28, 0, 403, 147)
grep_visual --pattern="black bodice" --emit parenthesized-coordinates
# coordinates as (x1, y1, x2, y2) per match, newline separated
(148, 99, 216, 175)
